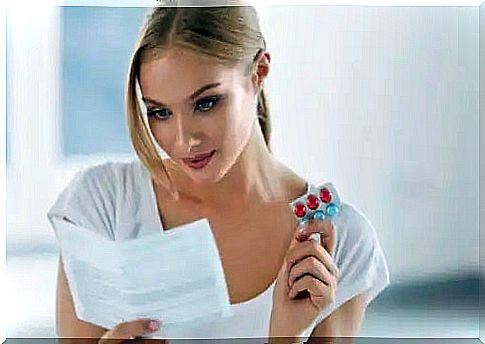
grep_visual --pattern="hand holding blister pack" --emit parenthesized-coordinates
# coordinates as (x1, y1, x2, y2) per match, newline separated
(288, 182, 341, 249)
(266, 182, 343, 327)
(52, 217, 233, 337)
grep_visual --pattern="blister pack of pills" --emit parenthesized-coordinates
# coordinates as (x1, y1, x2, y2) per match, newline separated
(288, 182, 342, 242)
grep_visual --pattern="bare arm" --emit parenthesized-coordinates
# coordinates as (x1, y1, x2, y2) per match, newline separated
(307, 293, 368, 344)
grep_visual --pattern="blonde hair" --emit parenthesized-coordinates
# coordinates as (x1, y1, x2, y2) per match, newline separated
(125, 3, 270, 200)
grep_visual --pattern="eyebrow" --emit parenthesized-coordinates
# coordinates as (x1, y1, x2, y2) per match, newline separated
(142, 82, 221, 107)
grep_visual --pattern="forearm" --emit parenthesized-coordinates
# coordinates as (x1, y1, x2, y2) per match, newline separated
(268, 321, 306, 344)
(307, 337, 356, 344)
(267, 337, 306, 344)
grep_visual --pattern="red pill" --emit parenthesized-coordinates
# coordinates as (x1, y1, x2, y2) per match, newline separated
(306, 194, 319, 210)
(319, 188, 332, 203)
(293, 202, 307, 218)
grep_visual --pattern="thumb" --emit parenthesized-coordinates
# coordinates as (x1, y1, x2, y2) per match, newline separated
(298, 219, 337, 257)
(320, 220, 337, 257)
(320, 224, 337, 257)
(100, 318, 160, 343)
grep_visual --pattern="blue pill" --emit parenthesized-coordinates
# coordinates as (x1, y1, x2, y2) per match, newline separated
(326, 203, 339, 217)
(313, 210, 325, 221)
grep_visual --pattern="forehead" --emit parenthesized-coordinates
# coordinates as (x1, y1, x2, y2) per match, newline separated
(139, 48, 243, 100)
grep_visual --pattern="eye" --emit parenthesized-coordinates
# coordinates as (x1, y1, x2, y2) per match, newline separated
(146, 108, 171, 121)
(146, 95, 222, 120)
(194, 95, 220, 112)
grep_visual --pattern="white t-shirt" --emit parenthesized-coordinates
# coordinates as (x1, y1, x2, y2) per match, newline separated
(47, 159, 390, 339)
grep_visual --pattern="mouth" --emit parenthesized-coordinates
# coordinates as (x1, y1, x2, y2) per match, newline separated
(182, 150, 217, 169)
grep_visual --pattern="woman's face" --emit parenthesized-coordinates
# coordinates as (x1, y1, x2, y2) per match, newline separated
(139, 47, 261, 184)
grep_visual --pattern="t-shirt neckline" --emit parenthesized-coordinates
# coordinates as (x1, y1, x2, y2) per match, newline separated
(137, 159, 310, 306)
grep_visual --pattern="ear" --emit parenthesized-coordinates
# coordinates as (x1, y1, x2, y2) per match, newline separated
(251, 50, 271, 93)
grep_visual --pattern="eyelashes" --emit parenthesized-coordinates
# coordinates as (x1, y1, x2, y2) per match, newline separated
(146, 95, 223, 121)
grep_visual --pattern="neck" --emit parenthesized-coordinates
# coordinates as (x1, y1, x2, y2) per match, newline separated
(169, 119, 287, 209)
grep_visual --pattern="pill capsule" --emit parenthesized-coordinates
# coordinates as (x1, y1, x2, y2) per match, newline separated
(293, 202, 307, 218)
(313, 210, 325, 221)
(326, 203, 339, 217)
(319, 187, 332, 203)
(306, 194, 319, 210)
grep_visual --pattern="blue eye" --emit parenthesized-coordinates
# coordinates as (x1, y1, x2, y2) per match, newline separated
(195, 95, 220, 112)
(146, 95, 222, 121)
(147, 108, 171, 121)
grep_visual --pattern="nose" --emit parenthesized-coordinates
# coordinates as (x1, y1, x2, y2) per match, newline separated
(174, 114, 201, 152)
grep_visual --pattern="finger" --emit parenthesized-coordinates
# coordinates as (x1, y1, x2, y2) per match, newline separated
(99, 319, 160, 343)
(296, 219, 336, 256)
(276, 251, 292, 295)
(297, 218, 333, 242)
(286, 240, 339, 279)
(289, 274, 324, 298)
(290, 275, 337, 310)
(288, 256, 336, 290)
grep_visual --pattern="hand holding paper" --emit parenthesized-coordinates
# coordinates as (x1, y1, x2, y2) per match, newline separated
(97, 318, 161, 343)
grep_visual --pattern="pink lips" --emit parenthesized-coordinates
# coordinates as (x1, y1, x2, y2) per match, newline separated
(182, 150, 216, 169)
(182, 150, 215, 163)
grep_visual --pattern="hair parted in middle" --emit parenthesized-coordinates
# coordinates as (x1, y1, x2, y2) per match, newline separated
(125, 1, 270, 200)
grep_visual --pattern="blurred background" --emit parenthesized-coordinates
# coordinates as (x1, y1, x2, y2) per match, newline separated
(6, 2, 482, 339)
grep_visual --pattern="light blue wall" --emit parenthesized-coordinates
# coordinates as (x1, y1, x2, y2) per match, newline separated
(61, 6, 147, 156)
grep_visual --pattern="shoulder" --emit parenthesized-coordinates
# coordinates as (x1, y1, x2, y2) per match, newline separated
(335, 201, 379, 243)
(68, 159, 143, 198)
(306, 184, 390, 328)
(306, 182, 379, 251)
(309, 181, 387, 274)
(79, 159, 139, 185)
(47, 159, 142, 240)
(331, 200, 390, 291)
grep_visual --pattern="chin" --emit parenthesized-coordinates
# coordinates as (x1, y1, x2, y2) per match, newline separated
(188, 170, 224, 185)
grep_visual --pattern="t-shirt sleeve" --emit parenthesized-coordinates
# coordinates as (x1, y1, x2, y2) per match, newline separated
(46, 163, 117, 241)
(313, 201, 390, 325)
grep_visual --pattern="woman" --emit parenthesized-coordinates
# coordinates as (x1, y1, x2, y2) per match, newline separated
(48, 2, 390, 342)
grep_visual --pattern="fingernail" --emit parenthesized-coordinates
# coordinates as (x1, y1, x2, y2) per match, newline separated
(148, 320, 159, 331)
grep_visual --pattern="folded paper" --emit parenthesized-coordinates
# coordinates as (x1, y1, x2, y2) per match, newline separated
(52, 217, 233, 332)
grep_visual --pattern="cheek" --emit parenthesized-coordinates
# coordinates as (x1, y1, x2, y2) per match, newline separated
(224, 96, 246, 127)
(226, 94, 255, 134)
(148, 120, 172, 147)
(216, 106, 239, 137)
